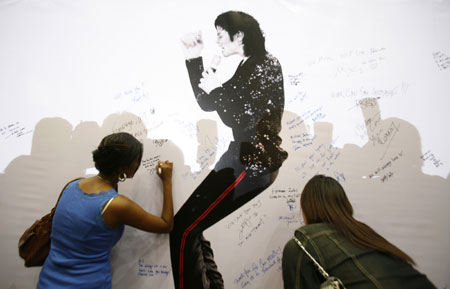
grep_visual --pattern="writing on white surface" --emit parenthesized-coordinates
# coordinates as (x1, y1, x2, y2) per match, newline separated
(142, 155, 161, 174)
(225, 199, 267, 247)
(197, 148, 215, 167)
(355, 110, 381, 142)
(0, 122, 32, 139)
(287, 90, 308, 105)
(289, 132, 315, 151)
(368, 150, 403, 183)
(332, 84, 407, 100)
(114, 82, 150, 103)
(153, 139, 168, 147)
(233, 246, 282, 289)
(363, 111, 381, 133)
(138, 107, 163, 132)
(294, 142, 346, 183)
(331, 82, 409, 111)
(169, 113, 198, 139)
(433, 51, 450, 70)
(112, 117, 148, 143)
(182, 146, 216, 180)
(181, 134, 217, 180)
(286, 106, 326, 130)
(197, 147, 216, 175)
(269, 187, 300, 211)
(420, 150, 444, 168)
(335, 47, 387, 77)
(278, 215, 301, 226)
(359, 110, 401, 160)
(307, 47, 387, 77)
(215, 135, 229, 155)
(137, 259, 169, 277)
(369, 120, 400, 160)
(287, 72, 303, 86)
(356, 97, 380, 111)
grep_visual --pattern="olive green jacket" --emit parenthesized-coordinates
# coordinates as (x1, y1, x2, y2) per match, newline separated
(282, 223, 437, 289)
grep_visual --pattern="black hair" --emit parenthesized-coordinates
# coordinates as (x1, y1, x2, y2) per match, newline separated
(214, 11, 267, 57)
(92, 132, 143, 176)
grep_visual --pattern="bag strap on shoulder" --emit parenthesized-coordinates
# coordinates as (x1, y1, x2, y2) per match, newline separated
(292, 234, 346, 289)
(54, 177, 83, 208)
(292, 235, 330, 279)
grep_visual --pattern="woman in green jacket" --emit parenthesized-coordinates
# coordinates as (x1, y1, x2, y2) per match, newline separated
(282, 175, 437, 289)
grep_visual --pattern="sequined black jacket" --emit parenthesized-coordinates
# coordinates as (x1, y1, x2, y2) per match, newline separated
(185, 54, 288, 176)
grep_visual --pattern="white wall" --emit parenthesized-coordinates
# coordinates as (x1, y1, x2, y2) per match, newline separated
(1, 0, 449, 288)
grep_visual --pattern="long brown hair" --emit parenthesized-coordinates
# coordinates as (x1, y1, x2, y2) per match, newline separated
(300, 175, 415, 265)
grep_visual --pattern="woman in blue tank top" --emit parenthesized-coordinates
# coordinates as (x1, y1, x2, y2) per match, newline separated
(37, 132, 174, 289)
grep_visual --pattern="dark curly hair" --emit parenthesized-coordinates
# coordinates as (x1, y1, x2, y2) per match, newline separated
(92, 132, 143, 176)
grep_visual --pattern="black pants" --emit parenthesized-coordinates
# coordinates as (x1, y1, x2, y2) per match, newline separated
(169, 166, 278, 289)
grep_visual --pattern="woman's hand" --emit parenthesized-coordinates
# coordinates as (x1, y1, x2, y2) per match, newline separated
(102, 160, 174, 233)
(198, 69, 222, 94)
(180, 31, 204, 60)
(156, 160, 173, 182)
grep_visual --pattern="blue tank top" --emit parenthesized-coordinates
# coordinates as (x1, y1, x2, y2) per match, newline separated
(37, 179, 124, 289)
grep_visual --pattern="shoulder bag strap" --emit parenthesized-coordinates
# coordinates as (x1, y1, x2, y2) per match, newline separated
(53, 177, 83, 208)
(292, 235, 331, 279)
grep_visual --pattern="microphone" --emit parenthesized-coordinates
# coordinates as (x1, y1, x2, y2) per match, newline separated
(210, 55, 222, 72)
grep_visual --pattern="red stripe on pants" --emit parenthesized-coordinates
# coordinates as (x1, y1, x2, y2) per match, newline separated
(178, 170, 247, 289)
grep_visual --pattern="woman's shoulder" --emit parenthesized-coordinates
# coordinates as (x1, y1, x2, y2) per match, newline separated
(283, 224, 335, 264)
(283, 236, 301, 256)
